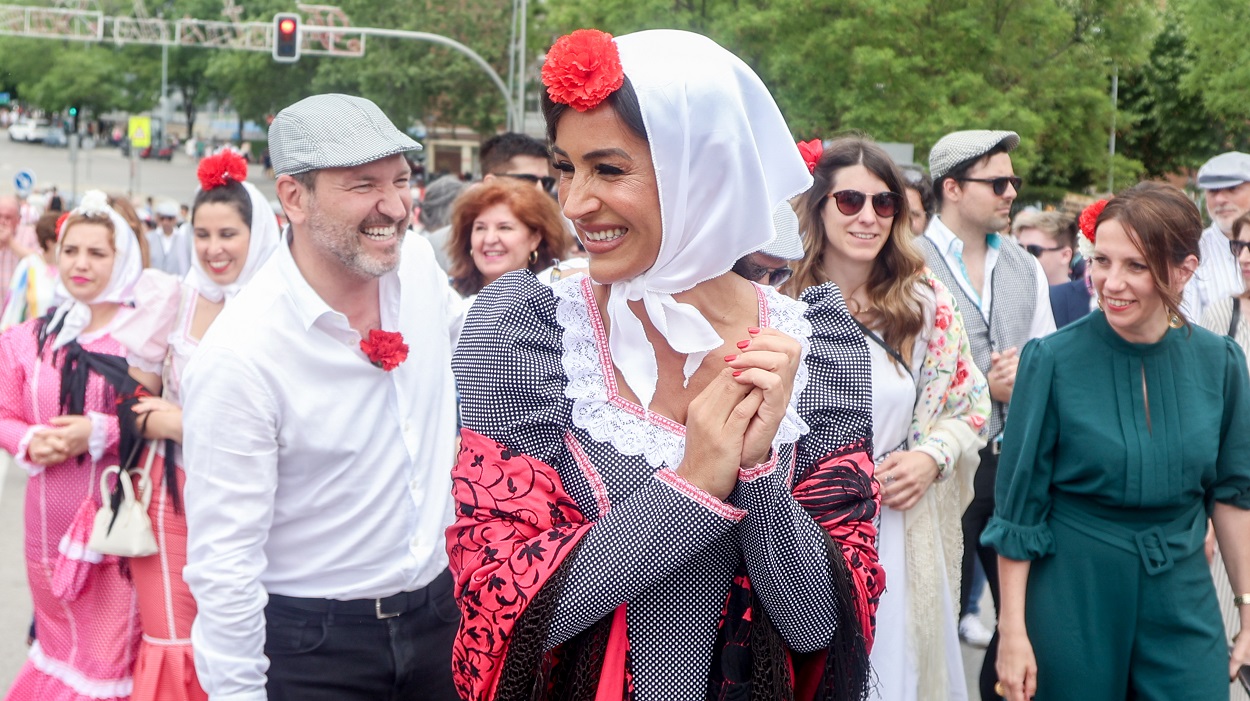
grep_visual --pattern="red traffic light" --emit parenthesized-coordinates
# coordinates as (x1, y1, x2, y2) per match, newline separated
(272, 13, 301, 62)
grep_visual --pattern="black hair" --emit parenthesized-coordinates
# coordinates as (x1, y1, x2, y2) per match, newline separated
(933, 142, 1013, 206)
(901, 167, 935, 218)
(480, 133, 550, 176)
(192, 180, 252, 227)
(542, 75, 648, 146)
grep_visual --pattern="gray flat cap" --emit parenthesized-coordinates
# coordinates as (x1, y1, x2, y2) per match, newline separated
(928, 130, 1020, 181)
(761, 202, 805, 260)
(1197, 152, 1250, 190)
(269, 94, 420, 176)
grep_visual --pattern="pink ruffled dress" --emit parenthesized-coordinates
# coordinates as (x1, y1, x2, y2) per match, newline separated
(110, 270, 207, 701)
(112, 272, 207, 699)
(0, 317, 142, 701)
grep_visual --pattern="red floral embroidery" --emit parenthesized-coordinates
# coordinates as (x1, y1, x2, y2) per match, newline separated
(954, 358, 969, 386)
(1079, 199, 1109, 244)
(197, 150, 248, 190)
(541, 29, 624, 112)
(934, 301, 952, 331)
(797, 139, 824, 174)
(360, 329, 409, 371)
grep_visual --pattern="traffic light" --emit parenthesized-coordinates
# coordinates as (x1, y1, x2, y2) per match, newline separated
(68, 106, 78, 132)
(272, 13, 300, 63)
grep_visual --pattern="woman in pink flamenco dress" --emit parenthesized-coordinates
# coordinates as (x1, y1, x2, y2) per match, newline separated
(110, 151, 280, 701)
(1, 192, 145, 701)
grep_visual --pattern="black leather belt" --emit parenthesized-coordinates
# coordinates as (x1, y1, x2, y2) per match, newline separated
(268, 570, 449, 620)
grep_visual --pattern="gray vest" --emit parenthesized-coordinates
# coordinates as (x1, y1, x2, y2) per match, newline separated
(921, 236, 1038, 440)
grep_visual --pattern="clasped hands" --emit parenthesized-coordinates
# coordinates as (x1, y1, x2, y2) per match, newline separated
(678, 328, 800, 501)
(26, 415, 93, 466)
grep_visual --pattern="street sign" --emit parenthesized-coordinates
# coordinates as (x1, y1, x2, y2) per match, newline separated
(128, 116, 152, 148)
(14, 170, 35, 197)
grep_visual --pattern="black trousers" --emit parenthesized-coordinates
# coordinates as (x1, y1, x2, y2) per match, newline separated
(264, 569, 461, 701)
(959, 446, 1004, 701)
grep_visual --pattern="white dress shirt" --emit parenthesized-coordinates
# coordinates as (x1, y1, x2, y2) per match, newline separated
(925, 215, 1055, 341)
(181, 233, 463, 701)
(1180, 223, 1244, 323)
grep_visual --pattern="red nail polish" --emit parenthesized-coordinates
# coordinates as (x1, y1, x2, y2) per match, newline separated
(736, 340, 750, 349)
(724, 354, 737, 362)
(733, 370, 743, 377)
(748, 327, 760, 335)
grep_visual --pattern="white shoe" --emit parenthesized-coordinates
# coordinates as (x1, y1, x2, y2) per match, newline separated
(959, 613, 993, 648)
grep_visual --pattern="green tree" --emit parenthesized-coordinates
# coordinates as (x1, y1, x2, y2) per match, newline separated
(1179, 0, 1250, 122)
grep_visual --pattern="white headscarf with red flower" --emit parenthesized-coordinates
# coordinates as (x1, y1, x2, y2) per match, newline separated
(595, 30, 812, 411)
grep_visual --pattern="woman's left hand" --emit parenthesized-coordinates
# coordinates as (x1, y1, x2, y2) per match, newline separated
(44, 415, 93, 459)
(1231, 630, 1250, 684)
(725, 328, 801, 467)
(877, 450, 940, 511)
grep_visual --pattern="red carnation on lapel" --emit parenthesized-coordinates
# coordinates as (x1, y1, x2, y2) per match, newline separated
(361, 329, 409, 371)
(542, 29, 624, 112)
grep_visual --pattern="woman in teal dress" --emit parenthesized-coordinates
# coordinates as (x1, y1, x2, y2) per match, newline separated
(985, 182, 1250, 701)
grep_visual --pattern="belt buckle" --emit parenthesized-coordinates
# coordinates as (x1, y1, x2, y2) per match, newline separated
(375, 597, 402, 620)
(1135, 526, 1174, 576)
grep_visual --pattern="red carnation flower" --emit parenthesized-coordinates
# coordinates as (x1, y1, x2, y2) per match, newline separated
(55, 211, 71, 241)
(541, 29, 624, 112)
(797, 139, 824, 174)
(360, 329, 409, 372)
(1079, 199, 1109, 244)
(197, 150, 249, 191)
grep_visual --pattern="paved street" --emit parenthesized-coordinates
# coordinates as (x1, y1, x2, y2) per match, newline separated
(0, 137, 277, 205)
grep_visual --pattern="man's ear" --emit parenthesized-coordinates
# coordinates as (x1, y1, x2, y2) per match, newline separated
(276, 175, 307, 227)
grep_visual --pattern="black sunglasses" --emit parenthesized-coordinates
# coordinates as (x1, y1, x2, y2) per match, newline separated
(825, 190, 903, 218)
(957, 176, 1023, 196)
(732, 257, 793, 287)
(503, 173, 556, 191)
(1231, 240, 1250, 257)
(1023, 243, 1063, 257)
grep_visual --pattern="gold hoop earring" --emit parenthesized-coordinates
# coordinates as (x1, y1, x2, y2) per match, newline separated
(1097, 297, 1104, 312)
(528, 249, 538, 265)
(1168, 313, 1183, 329)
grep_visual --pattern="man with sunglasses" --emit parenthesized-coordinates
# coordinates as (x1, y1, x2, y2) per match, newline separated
(918, 129, 1054, 700)
(1180, 151, 1250, 322)
(425, 132, 554, 270)
(147, 199, 192, 276)
(731, 202, 802, 287)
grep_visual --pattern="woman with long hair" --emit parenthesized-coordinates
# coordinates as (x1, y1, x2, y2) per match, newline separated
(0, 191, 145, 701)
(110, 151, 280, 701)
(445, 177, 570, 298)
(784, 136, 990, 700)
(989, 183, 1250, 700)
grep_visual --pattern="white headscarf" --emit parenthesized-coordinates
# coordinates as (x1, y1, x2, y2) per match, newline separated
(183, 180, 281, 303)
(50, 190, 144, 351)
(600, 30, 812, 411)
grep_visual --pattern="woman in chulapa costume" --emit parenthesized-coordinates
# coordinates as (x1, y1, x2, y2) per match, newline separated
(110, 150, 280, 701)
(447, 29, 882, 701)
(1, 191, 145, 701)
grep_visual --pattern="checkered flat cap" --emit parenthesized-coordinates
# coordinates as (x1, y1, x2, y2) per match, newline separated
(928, 130, 1020, 181)
(269, 94, 420, 176)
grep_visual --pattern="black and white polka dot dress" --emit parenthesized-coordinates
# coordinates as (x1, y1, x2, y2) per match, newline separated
(452, 271, 876, 701)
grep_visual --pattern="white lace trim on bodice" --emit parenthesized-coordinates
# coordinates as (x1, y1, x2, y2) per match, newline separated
(553, 275, 811, 470)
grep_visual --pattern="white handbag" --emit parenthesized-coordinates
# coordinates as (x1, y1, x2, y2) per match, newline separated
(87, 442, 158, 558)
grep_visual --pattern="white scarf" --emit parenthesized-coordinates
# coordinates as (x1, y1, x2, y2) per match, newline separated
(50, 191, 143, 350)
(183, 181, 281, 303)
(603, 30, 812, 410)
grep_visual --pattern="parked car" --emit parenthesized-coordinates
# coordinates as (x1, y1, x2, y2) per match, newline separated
(43, 129, 68, 148)
(7, 119, 52, 143)
(139, 144, 174, 161)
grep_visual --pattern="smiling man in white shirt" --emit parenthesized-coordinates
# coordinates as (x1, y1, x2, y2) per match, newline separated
(181, 94, 463, 701)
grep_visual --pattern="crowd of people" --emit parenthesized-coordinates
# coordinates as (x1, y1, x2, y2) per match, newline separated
(2, 25, 1250, 701)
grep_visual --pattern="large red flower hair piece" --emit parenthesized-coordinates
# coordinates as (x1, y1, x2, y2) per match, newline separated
(1078, 198, 1109, 244)
(797, 139, 824, 174)
(541, 29, 624, 112)
(197, 150, 249, 191)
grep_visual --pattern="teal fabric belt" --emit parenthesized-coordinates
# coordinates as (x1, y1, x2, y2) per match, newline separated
(1049, 496, 1206, 576)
